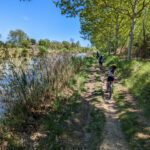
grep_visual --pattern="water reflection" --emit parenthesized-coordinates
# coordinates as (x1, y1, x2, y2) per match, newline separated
(0, 53, 87, 116)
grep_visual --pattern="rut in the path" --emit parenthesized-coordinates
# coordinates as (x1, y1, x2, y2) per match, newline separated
(99, 71, 129, 150)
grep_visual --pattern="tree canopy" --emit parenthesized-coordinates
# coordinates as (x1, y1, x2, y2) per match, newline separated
(8, 29, 28, 46)
(53, 0, 150, 60)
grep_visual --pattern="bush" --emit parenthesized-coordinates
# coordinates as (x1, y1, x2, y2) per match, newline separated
(39, 46, 47, 55)
(39, 40, 47, 47)
(0, 41, 4, 48)
(62, 48, 67, 51)
(21, 40, 31, 48)
(3, 49, 10, 58)
(30, 38, 36, 45)
(62, 41, 70, 49)
(14, 48, 19, 57)
(22, 48, 29, 57)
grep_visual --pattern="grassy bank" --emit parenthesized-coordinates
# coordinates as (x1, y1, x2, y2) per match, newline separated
(0, 55, 106, 149)
(104, 54, 150, 150)
(0, 46, 93, 59)
(0, 55, 90, 149)
(104, 54, 150, 117)
(38, 57, 105, 150)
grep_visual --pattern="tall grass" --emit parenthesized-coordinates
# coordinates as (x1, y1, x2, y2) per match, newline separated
(0, 54, 86, 149)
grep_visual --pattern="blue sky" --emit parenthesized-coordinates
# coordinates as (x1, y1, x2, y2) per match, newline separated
(0, 0, 90, 46)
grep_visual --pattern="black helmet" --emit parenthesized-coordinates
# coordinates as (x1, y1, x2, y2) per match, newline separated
(111, 64, 117, 70)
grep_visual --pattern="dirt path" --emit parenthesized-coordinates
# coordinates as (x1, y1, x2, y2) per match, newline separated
(80, 65, 98, 149)
(99, 71, 129, 150)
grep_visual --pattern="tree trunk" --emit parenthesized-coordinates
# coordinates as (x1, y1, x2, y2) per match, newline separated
(107, 37, 111, 54)
(127, 17, 136, 61)
(143, 21, 146, 43)
(114, 16, 119, 55)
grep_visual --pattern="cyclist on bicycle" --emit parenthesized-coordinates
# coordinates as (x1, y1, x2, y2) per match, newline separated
(99, 55, 103, 70)
(105, 64, 117, 92)
(96, 51, 100, 59)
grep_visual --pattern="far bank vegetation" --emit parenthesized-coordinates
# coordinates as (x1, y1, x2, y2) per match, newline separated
(0, 29, 91, 58)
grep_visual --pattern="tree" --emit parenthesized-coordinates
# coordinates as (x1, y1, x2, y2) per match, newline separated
(0, 41, 4, 48)
(76, 41, 80, 47)
(8, 29, 28, 46)
(79, 1, 116, 53)
(54, 0, 150, 60)
(30, 38, 36, 45)
(21, 39, 31, 48)
(44, 39, 51, 48)
(0, 34, 3, 48)
(118, 0, 150, 60)
(38, 39, 47, 47)
(53, 0, 87, 17)
(62, 41, 70, 49)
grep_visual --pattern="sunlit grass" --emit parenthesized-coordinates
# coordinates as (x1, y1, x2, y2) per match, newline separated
(104, 54, 150, 150)
(104, 54, 150, 117)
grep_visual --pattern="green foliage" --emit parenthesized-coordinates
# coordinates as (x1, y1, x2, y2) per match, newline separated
(0, 55, 87, 148)
(21, 47, 29, 56)
(30, 38, 36, 45)
(62, 47, 67, 51)
(104, 54, 150, 149)
(54, 0, 150, 59)
(39, 46, 47, 55)
(5, 41, 13, 48)
(21, 39, 31, 48)
(0, 41, 4, 48)
(38, 39, 47, 47)
(105, 54, 150, 116)
(113, 90, 150, 150)
(14, 48, 19, 57)
(62, 40, 70, 49)
(8, 29, 28, 46)
(45, 39, 51, 48)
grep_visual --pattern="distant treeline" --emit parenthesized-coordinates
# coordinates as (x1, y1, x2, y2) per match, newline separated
(0, 29, 92, 58)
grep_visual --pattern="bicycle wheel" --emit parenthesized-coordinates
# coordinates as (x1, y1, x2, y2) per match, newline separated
(108, 82, 112, 99)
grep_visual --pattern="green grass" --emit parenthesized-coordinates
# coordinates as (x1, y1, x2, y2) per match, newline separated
(104, 54, 150, 150)
(38, 57, 94, 150)
(113, 89, 150, 150)
(104, 54, 150, 117)
(0, 55, 91, 149)
(0, 55, 106, 149)
(38, 56, 105, 150)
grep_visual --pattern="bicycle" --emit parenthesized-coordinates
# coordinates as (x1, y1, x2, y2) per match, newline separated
(107, 81, 113, 99)
(99, 63, 103, 72)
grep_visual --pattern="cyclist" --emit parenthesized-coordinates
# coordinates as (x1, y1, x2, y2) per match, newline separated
(105, 64, 117, 92)
(99, 55, 103, 70)
(96, 51, 100, 59)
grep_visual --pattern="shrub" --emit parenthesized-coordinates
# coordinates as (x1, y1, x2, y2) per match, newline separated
(0, 55, 87, 148)
(14, 48, 19, 57)
(22, 48, 29, 57)
(39, 46, 47, 55)
(30, 38, 36, 45)
(39, 40, 47, 47)
(21, 40, 31, 48)
(62, 41, 70, 49)
(62, 48, 67, 51)
(0, 41, 4, 48)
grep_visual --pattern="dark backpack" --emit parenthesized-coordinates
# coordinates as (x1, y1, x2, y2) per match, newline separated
(99, 56, 103, 63)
